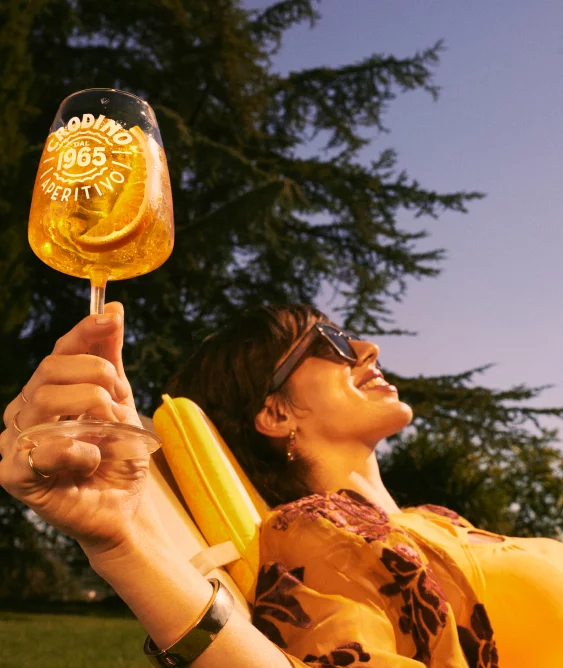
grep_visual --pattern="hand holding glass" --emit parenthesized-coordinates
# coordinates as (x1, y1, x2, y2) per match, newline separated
(20, 89, 174, 459)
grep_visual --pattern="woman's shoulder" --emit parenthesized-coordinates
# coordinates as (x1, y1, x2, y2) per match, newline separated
(263, 490, 475, 537)
(263, 488, 398, 542)
(401, 503, 476, 529)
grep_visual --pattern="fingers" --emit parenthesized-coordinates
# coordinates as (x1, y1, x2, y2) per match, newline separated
(95, 303, 135, 410)
(0, 436, 101, 493)
(50, 302, 133, 409)
(29, 439, 101, 479)
(6, 384, 122, 433)
(1, 300, 136, 447)
(29, 354, 127, 404)
(91, 302, 127, 379)
(3, 353, 128, 429)
(53, 302, 124, 357)
(2, 393, 32, 439)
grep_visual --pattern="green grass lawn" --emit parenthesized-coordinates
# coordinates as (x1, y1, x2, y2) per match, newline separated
(0, 611, 147, 668)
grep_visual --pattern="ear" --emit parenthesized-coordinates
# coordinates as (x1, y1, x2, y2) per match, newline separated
(254, 395, 294, 439)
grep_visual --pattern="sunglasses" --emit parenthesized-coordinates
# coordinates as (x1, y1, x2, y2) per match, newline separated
(269, 323, 360, 393)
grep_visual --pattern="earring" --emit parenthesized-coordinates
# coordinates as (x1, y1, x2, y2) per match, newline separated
(287, 430, 296, 462)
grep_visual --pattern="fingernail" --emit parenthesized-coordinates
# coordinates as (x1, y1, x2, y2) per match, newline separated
(95, 314, 117, 326)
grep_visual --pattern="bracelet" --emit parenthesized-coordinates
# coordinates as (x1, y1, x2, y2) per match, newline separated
(143, 578, 234, 667)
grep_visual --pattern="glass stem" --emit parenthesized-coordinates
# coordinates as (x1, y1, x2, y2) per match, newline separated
(88, 269, 110, 363)
(90, 285, 106, 315)
(89, 267, 110, 315)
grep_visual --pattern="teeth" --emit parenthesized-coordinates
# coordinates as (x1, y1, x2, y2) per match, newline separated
(359, 377, 388, 390)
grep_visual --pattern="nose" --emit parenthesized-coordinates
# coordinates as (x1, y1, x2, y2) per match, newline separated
(352, 339, 380, 366)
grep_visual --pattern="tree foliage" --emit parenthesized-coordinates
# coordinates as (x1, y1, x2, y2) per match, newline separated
(1, 0, 483, 410)
(381, 367, 563, 537)
(0, 0, 561, 598)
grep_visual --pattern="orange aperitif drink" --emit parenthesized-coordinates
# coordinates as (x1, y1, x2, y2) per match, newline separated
(29, 114, 173, 282)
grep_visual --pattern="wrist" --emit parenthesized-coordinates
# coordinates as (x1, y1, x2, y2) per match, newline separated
(83, 504, 213, 649)
(143, 578, 234, 666)
(82, 501, 161, 574)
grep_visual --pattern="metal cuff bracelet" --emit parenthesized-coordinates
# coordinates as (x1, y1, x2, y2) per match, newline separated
(143, 578, 234, 667)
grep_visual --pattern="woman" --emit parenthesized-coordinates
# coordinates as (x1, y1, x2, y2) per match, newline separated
(1, 302, 562, 667)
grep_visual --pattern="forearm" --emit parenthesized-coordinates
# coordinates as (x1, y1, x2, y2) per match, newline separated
(192, 608, 293, 668)
(87, 510, 291, 667)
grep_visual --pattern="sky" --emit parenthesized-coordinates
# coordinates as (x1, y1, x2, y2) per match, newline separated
(243, 0, 563, 429)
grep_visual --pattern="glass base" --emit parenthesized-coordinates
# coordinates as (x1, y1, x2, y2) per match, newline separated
(17, 419, 161, 461)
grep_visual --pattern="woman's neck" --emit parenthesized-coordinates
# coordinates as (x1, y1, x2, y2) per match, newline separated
(308, 446, 402, 516)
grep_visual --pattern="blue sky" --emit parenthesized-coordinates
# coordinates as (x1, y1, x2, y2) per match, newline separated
(244, 0, 563, 427)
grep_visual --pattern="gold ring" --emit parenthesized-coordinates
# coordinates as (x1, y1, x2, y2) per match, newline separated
(21, 386, 30, 403)
(28, 448, 50, 479)
(12, 411, 24, 434)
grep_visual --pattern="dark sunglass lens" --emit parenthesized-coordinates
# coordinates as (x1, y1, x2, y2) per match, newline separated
(309, 336, 336, 359)
(323, 328, 356, 360)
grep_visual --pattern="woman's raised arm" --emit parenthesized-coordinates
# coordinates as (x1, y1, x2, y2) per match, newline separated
(0, 303, 291, 667)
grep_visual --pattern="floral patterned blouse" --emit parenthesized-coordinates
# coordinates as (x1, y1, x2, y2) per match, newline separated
(251, 489, 563, 667)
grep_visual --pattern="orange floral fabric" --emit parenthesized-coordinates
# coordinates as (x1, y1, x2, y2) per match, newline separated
(253, 489, 498, 668)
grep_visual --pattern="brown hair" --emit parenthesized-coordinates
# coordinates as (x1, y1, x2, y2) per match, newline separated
(165, 304, 329, 507)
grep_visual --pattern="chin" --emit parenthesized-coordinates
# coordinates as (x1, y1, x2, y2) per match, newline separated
(398, 400, 413, 425)
(375, 400, 413, 440)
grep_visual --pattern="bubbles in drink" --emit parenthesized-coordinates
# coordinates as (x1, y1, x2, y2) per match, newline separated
(101, 97, 110, 105)
(28, 125, 173, 281)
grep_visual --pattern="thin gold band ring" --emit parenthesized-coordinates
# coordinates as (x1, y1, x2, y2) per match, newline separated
(28, 448, 50, 479)
(21, 386, 30, 403)
(12, 411, 24, 434)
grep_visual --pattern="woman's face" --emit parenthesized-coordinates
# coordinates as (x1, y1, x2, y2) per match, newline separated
(280, 326, 413, 449)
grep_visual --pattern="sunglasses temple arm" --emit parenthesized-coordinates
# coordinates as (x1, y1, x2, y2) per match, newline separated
(269, 326, 320, 392)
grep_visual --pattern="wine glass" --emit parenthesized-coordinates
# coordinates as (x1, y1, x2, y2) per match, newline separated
(19, 88, 174, 460)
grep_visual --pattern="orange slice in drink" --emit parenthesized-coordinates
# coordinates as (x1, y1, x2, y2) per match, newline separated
(75, 126, 152, 252)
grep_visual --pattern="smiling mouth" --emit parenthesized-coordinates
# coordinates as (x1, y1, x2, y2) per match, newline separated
(357, 373, 397, 393)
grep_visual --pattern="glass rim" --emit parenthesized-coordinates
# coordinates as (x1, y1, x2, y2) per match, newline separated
(18, 418, 161, 443)
(17, 419, 162, 461)
(60, 88, 151, 107)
